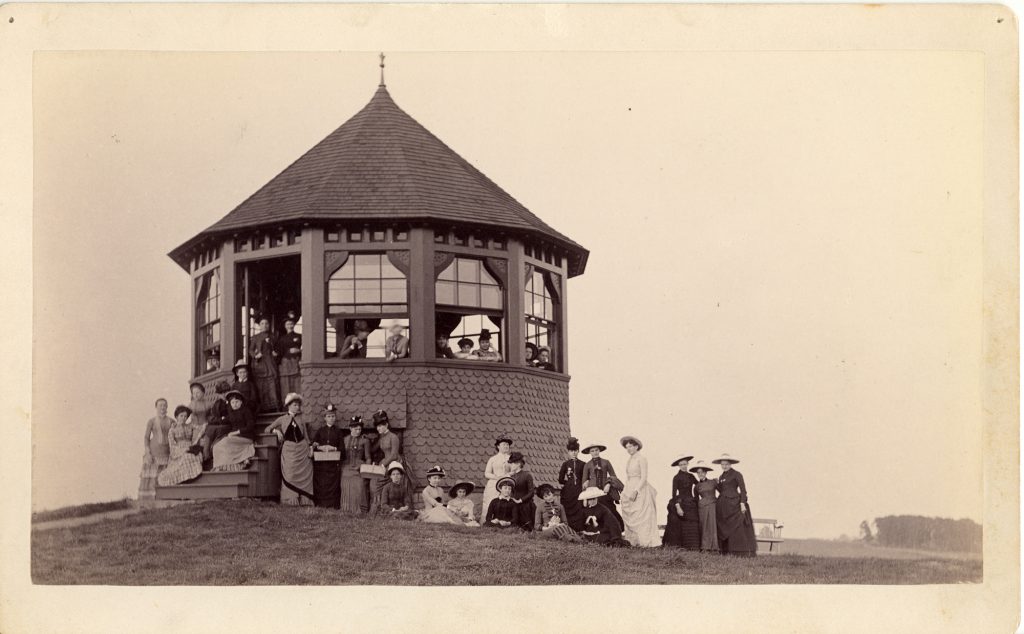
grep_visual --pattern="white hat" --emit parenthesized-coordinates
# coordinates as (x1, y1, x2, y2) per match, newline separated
(577, 486, 606, 501)
(284, 392, 303, 407)
(689, 460, 715, 473)
(712, 453, 740, 465)
(670, 454, 694, 467)
(386, 461, 405, 475)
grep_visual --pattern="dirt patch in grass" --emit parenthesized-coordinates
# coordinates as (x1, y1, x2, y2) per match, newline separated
(31, 500, 982, 585)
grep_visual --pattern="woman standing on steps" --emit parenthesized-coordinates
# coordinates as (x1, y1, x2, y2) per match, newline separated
(265, 393, 314, 505)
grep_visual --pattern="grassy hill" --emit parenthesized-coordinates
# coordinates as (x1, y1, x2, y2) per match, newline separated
(31, 499, 981, 585)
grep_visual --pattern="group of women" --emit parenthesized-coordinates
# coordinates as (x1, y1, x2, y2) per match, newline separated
(139, 390, 757, 555)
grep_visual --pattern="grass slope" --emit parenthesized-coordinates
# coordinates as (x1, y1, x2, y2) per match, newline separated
(31, 497, 135, 524)
(32, 500, 981, 585)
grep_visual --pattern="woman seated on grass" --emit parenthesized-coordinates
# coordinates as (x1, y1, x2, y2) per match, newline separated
(578, 487, 629, 547)
(419, 465, 465, 525)
(211, 390, 256, 472)
(508, 451, 536, 531)
(533, 484, 581, 542)
(446, 481, 480, 527)
(373, 461, 417, 520)
(157, 405, 206, 487)
(484, 477, 518, 529)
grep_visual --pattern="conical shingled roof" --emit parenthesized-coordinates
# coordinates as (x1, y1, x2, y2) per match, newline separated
(171, 85, 588, 275)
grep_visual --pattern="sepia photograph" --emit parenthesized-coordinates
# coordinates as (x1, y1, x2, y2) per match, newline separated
(1, 3, 1018, 633)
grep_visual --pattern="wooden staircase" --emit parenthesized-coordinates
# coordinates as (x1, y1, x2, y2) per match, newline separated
(155, 413, 284, 501)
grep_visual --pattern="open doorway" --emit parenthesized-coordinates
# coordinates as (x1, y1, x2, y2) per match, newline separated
(237, 255, 302, 361)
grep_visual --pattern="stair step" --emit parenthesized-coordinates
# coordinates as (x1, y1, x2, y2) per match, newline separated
(155, 483, 248, 500)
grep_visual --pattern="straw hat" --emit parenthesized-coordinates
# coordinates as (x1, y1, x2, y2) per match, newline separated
(712, 453, 740, 465)
(496, 476, 515, 490)
(449, 481, 475, 497)
(581, 442, 607, 453)
(577, 486, 606, 501)
(689, 460, 714, 473)
(670, 455, 694, 467)
(386, 461, 405, 476)
(426, 465, 446, 478)
(283, 392, 303, 407)
(620, 435, 643, 449)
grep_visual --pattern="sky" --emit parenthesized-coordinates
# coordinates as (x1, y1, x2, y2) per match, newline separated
(32, 50, 985, 539)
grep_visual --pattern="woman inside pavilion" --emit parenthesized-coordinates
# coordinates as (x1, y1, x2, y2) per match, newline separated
(340, 415, 369, 513)
(211, 390, 257, 472)
(557, 437, 587, 531)
(138, 398, 173, 501)
(714, 454, 757, 556)
(662, 455, 700, 550)
(618, 436, 659, 547)
(265, 393, 314, 505)
(480, 434, 513, 522)
(276, 312, 302, 396)
(339, 319, 371, 359)
(310, 403, 344, 508)
(384, 320, 409, 362)
(248, 317, 280, 412)
(158, 405, 206, 486)
(472, 329, 503, 361)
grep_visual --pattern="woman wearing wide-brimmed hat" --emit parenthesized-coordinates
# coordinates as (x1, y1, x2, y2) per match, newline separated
(580, 442, 624, 530)
(662, 455, 700, 550)
(211, 390, 257, 472)
(578, 487, 628, 547)
(713, 454, 757, 556)
(480, 434, 513, 522)
(446, 481, 479, 526)
(618, 436, 660, 547)
(374, 461, 416, 520)
(264, 393, 314, 505)
(557, 437, 587, 531)
(484, 476, 518, 528)
(690, 460, 719, 552)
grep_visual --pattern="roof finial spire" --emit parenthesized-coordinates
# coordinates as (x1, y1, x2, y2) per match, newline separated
(379, 52, 386, 87)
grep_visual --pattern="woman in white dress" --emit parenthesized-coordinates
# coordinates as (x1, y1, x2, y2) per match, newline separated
(619, 435, 660, 547)
(479, 434, 513, 522)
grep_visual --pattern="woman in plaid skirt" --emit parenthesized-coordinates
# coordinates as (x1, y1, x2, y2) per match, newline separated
(158, 405, 207, 486)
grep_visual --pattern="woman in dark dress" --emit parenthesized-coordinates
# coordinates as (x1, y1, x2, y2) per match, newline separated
(310, 404, 345, 508)
(662, 455, 701, 550)
(558, 437, 587, 531)
(484, 477, 518, 529)
(507, 452, 536, 531)
(714, 454, 757, 556)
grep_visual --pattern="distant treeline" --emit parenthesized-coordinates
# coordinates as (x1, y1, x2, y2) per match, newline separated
(860, 515, 981, 553)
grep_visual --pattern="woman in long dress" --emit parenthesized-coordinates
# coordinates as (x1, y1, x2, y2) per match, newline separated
(418, 466, 464, 524)
(138, 398, 173, 501)
(662, 455, 701, 550)
(158, 405, 207, 486)
(508, 452, 536, 531)
(480, 435, 512, 521)
(248, 317, 280, 412)
(310, 404, 345, 508)
(714, 454, 758, 556)
(266, 393, 314, 505)
(690, 460, 719, 552)
(557, 437, 587, 531)
(618, 436, 659, 547)
(446, 481, 479, 526)
(212, 390, 257, 471)
(340, 415, 369, 513)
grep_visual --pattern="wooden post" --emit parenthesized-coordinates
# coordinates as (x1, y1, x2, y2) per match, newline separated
(219, 238, 238, 370)
(506, 239, 526, 366)
(302, 227, 325, 363)
(409, 227, 435, 361)
(557, 260, 569, 375)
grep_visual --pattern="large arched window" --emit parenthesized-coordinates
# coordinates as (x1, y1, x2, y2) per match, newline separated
(435, 257, 505, 360)
(195, 269, 221, 375)
(525, 267, 560, 371)
(325, 253, 409, 358)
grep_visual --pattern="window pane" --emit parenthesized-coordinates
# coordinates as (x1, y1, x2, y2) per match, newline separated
(438, 261, 456, 281)
(544, 298, 554, 320)
(472, 236, 486, 248)
(326, 231, 340, 243)
(371, 230, 386, 242)
(348, 229, 363, 242)
(381, 304, 408, 313)
(434, 232, 447, 244)
(380, 258, 402, 279)
(381, 279, 406, 303)
(353, 254, 380, 279)
(436, 280, 456, 305)
(329, 304, 355, 315)
(458, 283, 480, 307)
(457, 259, 479, 283)
(481, 286, 502, 310)
(480, 267, 498, 286)
(394, 229, 409, 242)
(355, 280, 381, 304)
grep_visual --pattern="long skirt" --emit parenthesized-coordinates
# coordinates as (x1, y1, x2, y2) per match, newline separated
(340, 468, 367, 513)
(560, 485, 587, 532)
(717, 498, 757, 556)
(480, 479, 499, 522)
(312, 460, 342, 508)
(598, 497, 624, 531)
(419, 504, 463, 524)
(138, 456, 166, 500)
(279, 358, 301, 397)
(158, 452, 203, 486)
(514, 500, 537, 531)
(279, 439, 314, 505)
(538, 523, 582, 542)
(698, 504, 719, 551)
(212, 435, 255, 470)
(255, 376, 280, 412)
(663, 505, 701, 550)
(620, 479, 660, 547)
